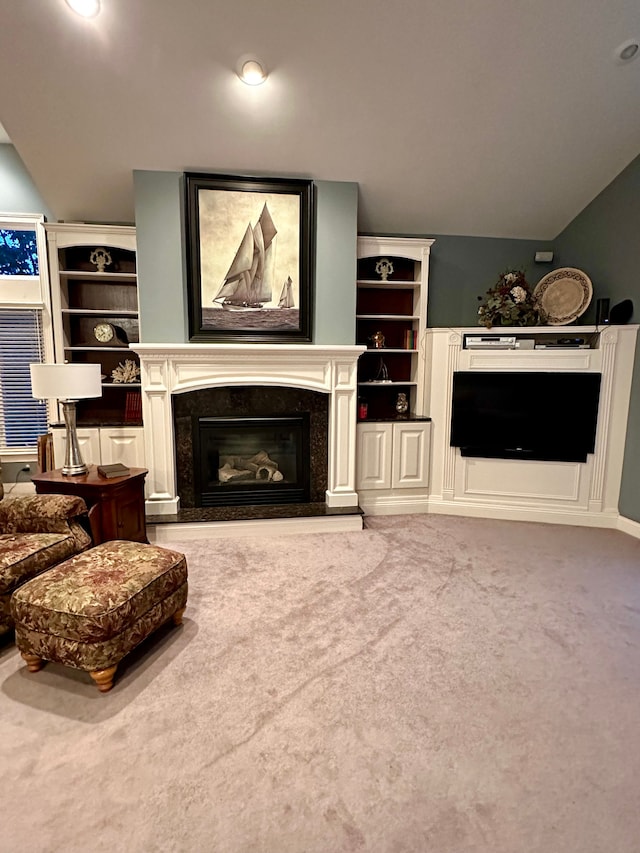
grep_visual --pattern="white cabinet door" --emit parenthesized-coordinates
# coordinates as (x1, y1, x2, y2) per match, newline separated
(99, 426, 145, 468)
(356, 423, 392, 489)
(51, 427, 101, 468)
(392, 422, 431, 489)
(51, 426, 144, 469)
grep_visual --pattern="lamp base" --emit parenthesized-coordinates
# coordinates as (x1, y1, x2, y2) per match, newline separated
(61, 462, 90, 477)
(61, 400, 89, 476)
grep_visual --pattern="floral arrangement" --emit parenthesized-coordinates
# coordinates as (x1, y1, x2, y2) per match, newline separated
(477, 269, 540, 328)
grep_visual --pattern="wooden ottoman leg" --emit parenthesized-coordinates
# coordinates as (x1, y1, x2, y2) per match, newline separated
(172, 607, 186, 626)
(21, 652, 44, 672)
(90, 665, 118, 693)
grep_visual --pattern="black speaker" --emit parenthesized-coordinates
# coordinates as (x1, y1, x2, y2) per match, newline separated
(609, 299, 633, 324)
(595, 298, 610, 325)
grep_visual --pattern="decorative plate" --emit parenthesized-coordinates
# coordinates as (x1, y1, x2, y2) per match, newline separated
(533, 268, 593, 325)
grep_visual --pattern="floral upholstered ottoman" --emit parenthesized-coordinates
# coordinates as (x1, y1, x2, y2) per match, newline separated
(11, 540, 188, 693)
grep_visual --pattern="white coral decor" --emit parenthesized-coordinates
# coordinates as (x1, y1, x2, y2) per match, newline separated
(111, 359, 140, 384)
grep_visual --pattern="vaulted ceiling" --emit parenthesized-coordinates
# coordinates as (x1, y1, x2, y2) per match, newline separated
(1, 0, 639, 239)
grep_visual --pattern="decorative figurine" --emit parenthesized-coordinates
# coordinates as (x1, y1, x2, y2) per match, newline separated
(89, 247, 112, 273)
(395, 392, 409, 416)
(375, 258, 394, 281)
(374, 358, 391, 382)
(370, 330, 385, 349)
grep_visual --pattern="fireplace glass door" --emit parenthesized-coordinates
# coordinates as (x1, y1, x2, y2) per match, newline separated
(195, 416, 310, 506)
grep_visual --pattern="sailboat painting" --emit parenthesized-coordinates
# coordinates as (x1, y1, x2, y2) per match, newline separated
(185, 174, 314, 342)
(209, 200, 294, 320)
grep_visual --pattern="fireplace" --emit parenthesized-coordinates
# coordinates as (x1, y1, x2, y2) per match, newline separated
(196, 416, 309, 507)
(131, 344, 365, 520)
(173, 384, 328, 510)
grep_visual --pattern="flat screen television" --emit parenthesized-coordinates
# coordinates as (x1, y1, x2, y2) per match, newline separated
(450, 371, 601, 463)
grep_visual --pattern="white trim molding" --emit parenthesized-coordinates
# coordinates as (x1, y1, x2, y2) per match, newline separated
(617, 515, 640, 540)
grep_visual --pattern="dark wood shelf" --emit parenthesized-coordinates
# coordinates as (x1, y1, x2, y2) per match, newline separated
(54, 240, 139, 426)
(356, 249, 425, 418)
(59, 271, 137, 281)
(62, 308, 139, 317)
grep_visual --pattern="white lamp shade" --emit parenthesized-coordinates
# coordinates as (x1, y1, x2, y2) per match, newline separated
(30, 363, 102, 401)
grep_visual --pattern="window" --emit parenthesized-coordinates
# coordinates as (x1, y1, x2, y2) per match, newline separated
(0, 214, 53, 456)
(0, 309, 48, 447)
(0, 229, 39, 276)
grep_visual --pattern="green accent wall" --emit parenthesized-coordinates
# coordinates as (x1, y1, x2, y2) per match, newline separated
(425, 235, 551, 328)
(133, 171, 358, 345)
(314, 180, 358, 344)
(133, 170, 188, 344)
(554, 154, 640, 522)
(0, 144, 54, 220)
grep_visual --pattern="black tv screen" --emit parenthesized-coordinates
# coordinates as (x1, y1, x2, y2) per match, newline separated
(450, 371, 601, 463)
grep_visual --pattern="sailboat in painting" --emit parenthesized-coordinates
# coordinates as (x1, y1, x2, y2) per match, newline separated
(278, 276, 295, 308)
(213, 203, 278, 311)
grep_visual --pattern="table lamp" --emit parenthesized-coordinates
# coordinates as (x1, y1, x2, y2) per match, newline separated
(30, 363, 102, 476)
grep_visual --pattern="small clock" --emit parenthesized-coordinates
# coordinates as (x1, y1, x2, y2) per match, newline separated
(93, 322, 115, 344)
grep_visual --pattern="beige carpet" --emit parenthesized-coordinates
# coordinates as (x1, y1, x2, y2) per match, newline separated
(1, 514, 639, 853)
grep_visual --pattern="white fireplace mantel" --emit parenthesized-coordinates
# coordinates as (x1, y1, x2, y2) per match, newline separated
(131, 343, 365, 515)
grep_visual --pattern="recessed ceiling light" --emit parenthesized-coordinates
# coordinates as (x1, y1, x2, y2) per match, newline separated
(614, 38, 639, 63)
(237, 58, 268, 86)
(65, 0, 101, 18)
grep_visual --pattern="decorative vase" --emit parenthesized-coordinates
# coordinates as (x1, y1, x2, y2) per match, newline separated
(395, 392, 409, 416)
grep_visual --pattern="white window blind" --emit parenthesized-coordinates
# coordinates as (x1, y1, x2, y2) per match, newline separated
(0, 308, 48, 452)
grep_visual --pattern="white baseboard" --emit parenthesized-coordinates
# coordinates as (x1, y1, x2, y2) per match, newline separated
(357, 492, 430, 516)
(148, 513, 363, 542)
(145, 497, 180, 516)
(361, 493, 640, 537)
(617, 515, 640, 539)
(358, 500, 430, 516)
(358, 491, 619, 528)
(424, 498, 618, 528)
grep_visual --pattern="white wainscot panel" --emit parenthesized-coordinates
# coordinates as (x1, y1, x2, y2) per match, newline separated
(456, 456, 591, 507)
(356, 424, 391, 490)
(392, 423, 431, 488)
(99, 426, 145, 468)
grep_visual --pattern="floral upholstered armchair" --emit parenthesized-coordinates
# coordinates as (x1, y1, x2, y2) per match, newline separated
(0, 477, 92, 636)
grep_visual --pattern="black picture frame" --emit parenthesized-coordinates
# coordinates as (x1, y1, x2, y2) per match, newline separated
(185, 173, 315, 343)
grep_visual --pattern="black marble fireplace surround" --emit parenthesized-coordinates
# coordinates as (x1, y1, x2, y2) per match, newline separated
(173, 386, 329, 516)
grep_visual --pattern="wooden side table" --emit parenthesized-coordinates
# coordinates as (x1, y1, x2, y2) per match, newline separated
(31, 466, 148, 545)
